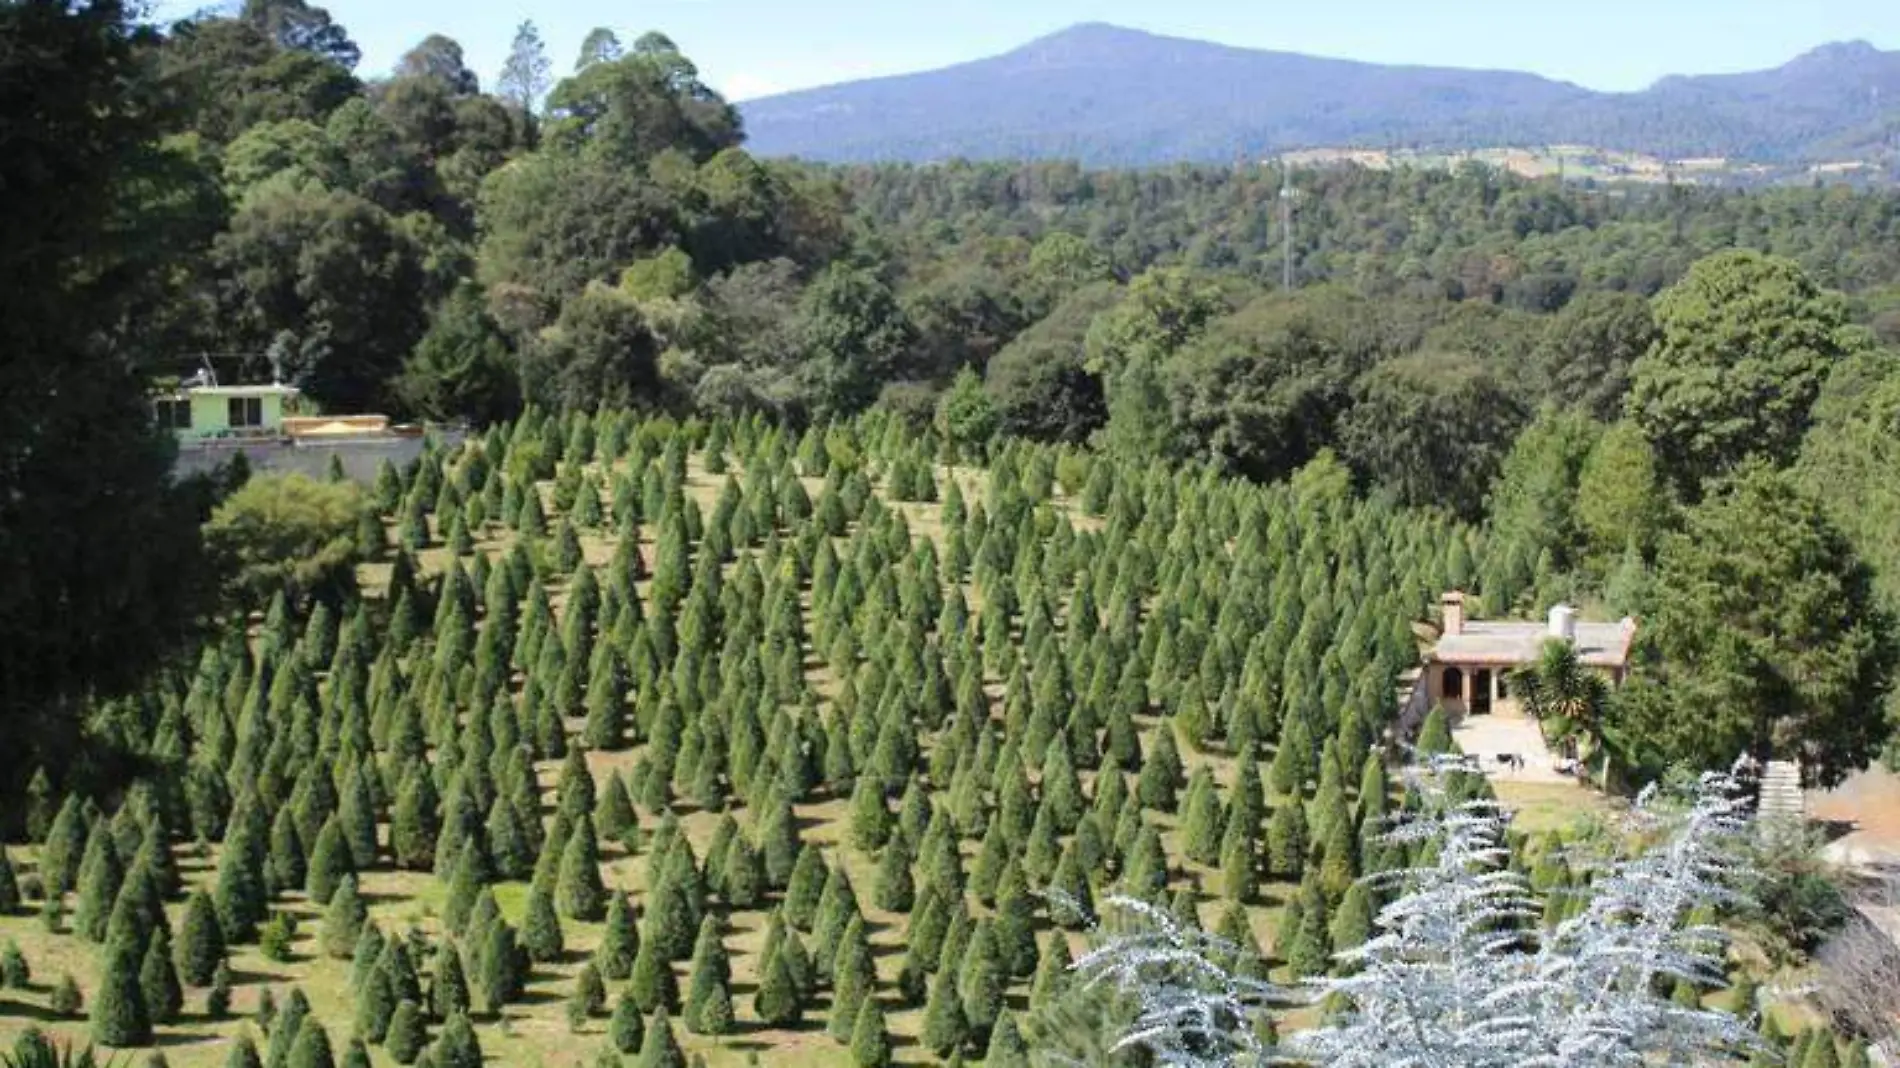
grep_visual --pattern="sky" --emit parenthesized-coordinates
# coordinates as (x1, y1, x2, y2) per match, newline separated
(168, 0, 1900, 101)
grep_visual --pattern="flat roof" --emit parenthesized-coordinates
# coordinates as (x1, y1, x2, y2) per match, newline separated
(1432, 619, 1636, 669)
(185, 384, 301, 397)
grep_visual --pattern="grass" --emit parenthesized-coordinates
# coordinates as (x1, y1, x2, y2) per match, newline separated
(1491, 780, 1623, 837)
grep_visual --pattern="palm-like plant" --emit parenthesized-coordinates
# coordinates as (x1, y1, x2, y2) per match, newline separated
(1514, 638, 1613, 785)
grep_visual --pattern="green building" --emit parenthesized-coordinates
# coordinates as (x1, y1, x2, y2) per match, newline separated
(153, 383, 301, 442)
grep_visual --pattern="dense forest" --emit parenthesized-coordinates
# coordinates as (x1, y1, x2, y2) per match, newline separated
(4, 0, 1900, 1066)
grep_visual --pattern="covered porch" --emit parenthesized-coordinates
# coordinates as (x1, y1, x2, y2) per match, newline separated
(1429, 660, 1523, 719)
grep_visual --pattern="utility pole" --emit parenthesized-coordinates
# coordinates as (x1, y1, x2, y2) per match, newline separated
(1279, 157, 1299, 290)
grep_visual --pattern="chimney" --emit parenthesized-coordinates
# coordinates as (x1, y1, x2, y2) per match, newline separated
(1441, 591, 1465, 637)
(1548, 604, 1577, 644)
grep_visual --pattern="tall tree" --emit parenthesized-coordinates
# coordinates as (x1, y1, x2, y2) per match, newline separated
(395, 34, 478, 94)
(240, 0, 360, 69)
(1338, 349, 1526, 520)
(496, 21, 552, 114)
(0, 0, 213, 804)
(1618, 463, 1896, 786)
(1627, 250, 1860, 498)
(575, 28, 622, 71)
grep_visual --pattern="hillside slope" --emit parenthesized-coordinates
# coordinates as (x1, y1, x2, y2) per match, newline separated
(738, 24, 1900, 165)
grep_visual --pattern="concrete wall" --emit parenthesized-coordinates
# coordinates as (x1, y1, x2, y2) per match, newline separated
(174, 431, 465, 486)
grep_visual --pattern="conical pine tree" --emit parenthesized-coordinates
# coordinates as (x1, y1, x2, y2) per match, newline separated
(609, 987, 645, 1053)
(752, 944, 801, 1028)
(558, 818, 608, 921)
(920, 971, 967, 1058)
(522, 882, 566, 964)
(432, 1011, 482, 1068)
(595, 891, 639, 980)
(849, 997, 891, 1068)
(682, 917, 733, 1035)
(140, 927, 184, 1025)
(176, 889, 225, 986)
(628, 936, 678, 1015)
(636, 1009, 685, 1068)
(321, 876, 367, 960)
(92, 941, 152, 1046)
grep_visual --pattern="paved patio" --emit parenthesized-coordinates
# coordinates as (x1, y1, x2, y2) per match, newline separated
(1450, 712, 1571, 784)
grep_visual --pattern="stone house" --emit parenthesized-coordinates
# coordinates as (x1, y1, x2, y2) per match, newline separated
(1427, 591, 1637, 718)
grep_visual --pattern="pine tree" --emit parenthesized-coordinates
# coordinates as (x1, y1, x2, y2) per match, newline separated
(683, 916, 733, 1035)
(1288, 877, 1331, 978)
(991, 864, 1038, 978)
(92, 940, 152, 1046)
(256, 908, 297, 962)
(140, 927, 184, 1025)
(872, 832, 915, 913)
(51, 972, 83, 1017)
(609, 988, 646, 1052)
(391, 772, 440, 871)
(306, 817, 355, 907)
(224, 1033, 262, 1068)
(430, 939, 471, 1022)
(987, 1011, 1030, 1068)
(207, 961, 233, 1018)
(289, 1019, 336, 1068)
(596, 770, 638, 846)
(1417, 706, 1454, 756)
(558, 818, 608, 921)
(432, 1012, 482, 1068)
(921, 972, 967, 1058)
(783, 846, 826, 930)
(1331, 882, 1373, 954)
(74, 824, 125, 942)
(596, 891, 638, 979)
(569, 962, 607, 1030)
(317, 877, 366, 960)
(442, 846, 487, 932)
(1221, 831, 1257, 903)
(636, 1009, 685, 1068)
(629, 934, 678, 1014)
(1, 939, 29, 988)
(828, 915, 875, 1042)
(475, 919, 522, 1013)
(847, 778, 890, 851)
(752, 945, 801, 1028)
(522, 882, 566, 964)
(176, 888, 225, 986)
(1181, 768, 1225, 865)
(849, 997, 892, 1068)
(1266, 800, 1309, 880)
(0, 846, 20, 913)
(355, 963, 397, 1044)
(1048, 845, 1095, 928)
(41, 795, 89, 895)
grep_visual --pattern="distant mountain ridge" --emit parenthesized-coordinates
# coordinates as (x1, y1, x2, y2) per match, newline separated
(737, 23, 1900, 167)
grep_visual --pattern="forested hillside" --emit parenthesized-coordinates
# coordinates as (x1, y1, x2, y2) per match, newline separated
(4, 0, 1900, 1065)
(738, 24, 1900, 167)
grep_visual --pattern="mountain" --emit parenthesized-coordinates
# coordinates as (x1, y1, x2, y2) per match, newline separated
(737, 23, 1900, 166)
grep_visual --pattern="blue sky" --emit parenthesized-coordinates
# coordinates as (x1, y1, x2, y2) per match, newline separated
(173, 0, 1900, 101)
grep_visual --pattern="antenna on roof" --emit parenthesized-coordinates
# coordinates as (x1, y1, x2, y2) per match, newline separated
(265, 333, 291, 386)
(189, 353, 217, 389)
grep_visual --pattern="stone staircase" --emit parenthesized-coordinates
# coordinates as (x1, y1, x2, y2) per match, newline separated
(1758, 760, 1806, 824)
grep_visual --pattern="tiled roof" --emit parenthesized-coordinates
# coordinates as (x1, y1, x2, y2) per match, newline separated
(1431, 619, 1635, 668)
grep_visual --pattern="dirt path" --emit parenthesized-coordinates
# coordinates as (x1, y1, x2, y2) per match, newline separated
(1811, 765, 1900, 866)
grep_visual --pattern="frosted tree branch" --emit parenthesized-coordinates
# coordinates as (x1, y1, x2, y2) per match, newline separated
(1073, 756, 1765, 1068)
